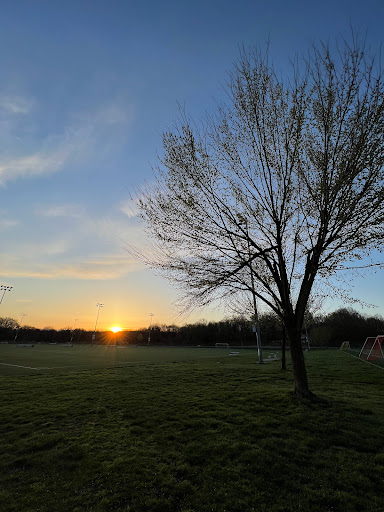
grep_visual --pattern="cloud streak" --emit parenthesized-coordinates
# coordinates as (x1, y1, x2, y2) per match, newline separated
(0, 94, 34, 115)
(0, 147, 70, 185)
(0, 209, 19, 230)
(35, 203, 85, 218)
(0, 218, 19, 229)
(0, 254, 142, 280)
(0, 100, 135, 186)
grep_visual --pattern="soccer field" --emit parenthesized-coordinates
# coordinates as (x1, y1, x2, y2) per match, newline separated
(1, 349, 383, 512)
(0, 344, 262, 376)
(345, 348, 384, 369)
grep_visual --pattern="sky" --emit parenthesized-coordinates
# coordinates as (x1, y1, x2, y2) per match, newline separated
(0, 0, 383, 331)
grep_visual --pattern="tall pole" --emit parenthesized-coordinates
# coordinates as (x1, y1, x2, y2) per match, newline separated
(0, 285, 13, 306)
(304, 319, 310, 351)
(14, 313, 26, 343)
(244, 221, 263, 364)
(92, 303, 104, 344)
(148, 313, 154, 345)
(70, 318, 78, 343)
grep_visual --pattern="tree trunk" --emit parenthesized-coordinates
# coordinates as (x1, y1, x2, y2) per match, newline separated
(281, 327, 286, 371)
(287, 328, 315, 400)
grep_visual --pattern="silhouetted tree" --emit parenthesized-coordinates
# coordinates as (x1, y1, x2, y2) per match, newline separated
(0, 317, 19, 341)
(310, 308, 384, 346)
(135, 35, 384, 400)
(365, 314, 384, 338)
(0, 317, 19, 329)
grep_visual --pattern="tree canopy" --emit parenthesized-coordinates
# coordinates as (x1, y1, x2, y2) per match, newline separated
(135, 36, 384, 399)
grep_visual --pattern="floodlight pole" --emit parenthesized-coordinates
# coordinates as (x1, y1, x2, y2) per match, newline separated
(241, 218, 263, 364)
(0, 285, 13, 306)
(70, 318, 78, 343)
(92, 303, 104, 344)
(305, 323, 310, 351)
(238, 324, 243, 347)
(14, 313, 26, 343)
(148, 313, 154, 345)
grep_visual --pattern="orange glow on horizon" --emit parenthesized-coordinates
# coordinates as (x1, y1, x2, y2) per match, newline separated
(110, 326, 122, 333)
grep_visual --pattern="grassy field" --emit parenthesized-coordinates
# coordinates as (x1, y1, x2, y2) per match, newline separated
(347, 347, 384, 368)
(0, 344, 262, 376)
(0, 347, 383, 511)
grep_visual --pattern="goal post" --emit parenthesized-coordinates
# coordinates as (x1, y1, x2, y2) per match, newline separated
(359, 337, 376, 359)
(359, 335, 384, 360)
(340, 341, 350, 351)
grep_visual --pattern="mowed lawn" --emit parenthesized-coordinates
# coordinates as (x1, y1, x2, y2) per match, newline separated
(0, 344, 261, 376)
(0, 349, 383, 512)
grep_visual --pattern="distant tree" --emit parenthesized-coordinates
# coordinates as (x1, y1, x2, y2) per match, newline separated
(21, 325, 36, 332)
(325, 308, 365, 345)
(259, 312, 282, 344)
(0, 317, 19, 329)
(0, 317, 19, 342)
(134, 35, 384, 400)
(308, 307, 384, 347)
(365, 314, 384, 338)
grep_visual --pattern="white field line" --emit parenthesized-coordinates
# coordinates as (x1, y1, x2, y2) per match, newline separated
(0, 360, 152, 371)
(0, 362, 41, 370)
(0, 360, 161, 371)
(343, 350, 384, 370)
(38, 360, 155, 370)
(0, 351, 252, 372)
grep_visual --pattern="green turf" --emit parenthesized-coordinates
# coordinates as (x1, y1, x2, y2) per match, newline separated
(346, 348, 384, 368)
(0, 349, 383, 512)
(0, 344, 260, 376)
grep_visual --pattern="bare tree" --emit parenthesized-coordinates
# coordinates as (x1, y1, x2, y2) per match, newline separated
(135, 36, 384, 400)
(0, 317, 19, 330)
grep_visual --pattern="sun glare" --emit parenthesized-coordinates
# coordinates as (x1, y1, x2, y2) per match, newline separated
(110, 326, 122, 333)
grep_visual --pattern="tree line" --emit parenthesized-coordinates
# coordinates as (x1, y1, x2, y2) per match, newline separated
(1, 307, 383, 348)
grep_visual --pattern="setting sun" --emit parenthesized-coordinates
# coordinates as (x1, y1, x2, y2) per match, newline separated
(110, 326, 122, 333)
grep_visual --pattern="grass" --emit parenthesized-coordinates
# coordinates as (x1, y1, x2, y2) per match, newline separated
(346, 347, 384, 369)
(0, 344, 260, 376)
(0, 348, 383, 511)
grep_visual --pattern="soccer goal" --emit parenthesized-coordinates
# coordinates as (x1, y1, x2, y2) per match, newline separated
(340, 341, 350, 351)
(215, 343, 229, 348)
(359, 335, 384, 360)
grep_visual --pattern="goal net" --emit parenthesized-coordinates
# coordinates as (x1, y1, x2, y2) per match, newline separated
(340, 341, 350, 351)
(359, 336, 384, 360)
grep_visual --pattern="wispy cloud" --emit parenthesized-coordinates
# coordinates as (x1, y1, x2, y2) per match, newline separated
(120, 198, 139, 218)
(0, 100, 135, 186)
(0, 254, 141, 280)
(0, 94, 34, 115)
(43, 239, 73, 257)
(0, 147, 70, 185)
(36, 203, 85, 218)
(0, 209, 19, 229)
(0, 218, 19, 229)
(0, 200, 146, 283)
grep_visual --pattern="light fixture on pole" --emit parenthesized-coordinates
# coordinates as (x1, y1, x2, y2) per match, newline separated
(14, 313, 26, 343)
(0, 285, 13, 306)
(148, 313, 154, 345)
(92, 303, 104, 343)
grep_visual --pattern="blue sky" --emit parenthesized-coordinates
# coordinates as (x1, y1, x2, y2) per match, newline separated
(0, 0, 383, 330)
